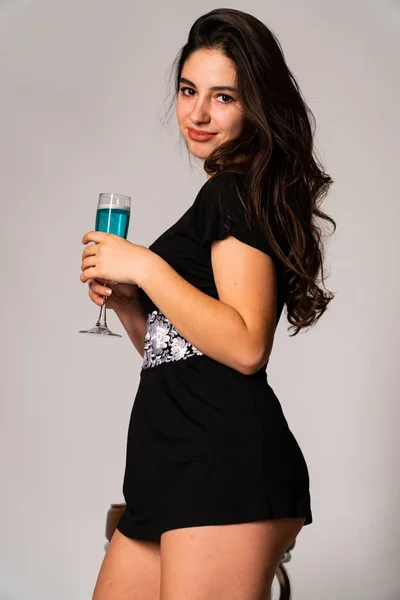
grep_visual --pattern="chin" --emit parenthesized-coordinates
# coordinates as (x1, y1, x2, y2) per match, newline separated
(186, 139, 217, 160)
(189, 148, 212, 160)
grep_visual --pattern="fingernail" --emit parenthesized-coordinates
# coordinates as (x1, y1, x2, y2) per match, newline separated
(104, 288, 112, 295)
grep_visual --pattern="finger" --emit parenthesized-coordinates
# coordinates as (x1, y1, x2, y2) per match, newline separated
(92, 281, 112, 297)
(93, 278, 118, 289)
(82, 244, 98, 258)
(82, 231, 107, 245)
(81, 268, 97, 283)
(81, 256, 97, 271)
(88, 288, 105, 306)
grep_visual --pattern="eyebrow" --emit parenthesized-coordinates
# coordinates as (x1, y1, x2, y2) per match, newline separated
(179, 77, 238, 93)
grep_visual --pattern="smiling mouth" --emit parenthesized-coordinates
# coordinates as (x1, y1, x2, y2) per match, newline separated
(188, 128, 217, 135)
(187, 128, 218, 141)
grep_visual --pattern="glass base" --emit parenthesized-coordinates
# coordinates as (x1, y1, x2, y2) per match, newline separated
(79, 325, 122, 338)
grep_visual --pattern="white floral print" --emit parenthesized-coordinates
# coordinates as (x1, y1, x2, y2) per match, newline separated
(142, 310, 203, 370)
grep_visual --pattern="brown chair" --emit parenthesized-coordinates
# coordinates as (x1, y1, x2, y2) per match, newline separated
(105, 503, 296, 599)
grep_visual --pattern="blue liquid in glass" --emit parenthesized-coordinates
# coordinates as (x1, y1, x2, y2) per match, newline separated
(95, 207, 130, 238)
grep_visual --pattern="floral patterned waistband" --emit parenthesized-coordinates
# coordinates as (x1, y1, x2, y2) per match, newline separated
(142, 310, 203, 370)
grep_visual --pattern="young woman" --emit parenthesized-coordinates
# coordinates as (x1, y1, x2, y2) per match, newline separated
(80, 8, 335, 600)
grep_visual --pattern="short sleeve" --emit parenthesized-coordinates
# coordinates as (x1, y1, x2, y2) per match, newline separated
(198, 171, 276, 260)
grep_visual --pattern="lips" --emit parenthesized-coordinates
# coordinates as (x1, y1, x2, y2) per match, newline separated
(187, 128, 218, 142)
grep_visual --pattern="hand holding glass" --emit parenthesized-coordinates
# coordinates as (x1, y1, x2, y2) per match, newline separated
(79, 193, 131, 338)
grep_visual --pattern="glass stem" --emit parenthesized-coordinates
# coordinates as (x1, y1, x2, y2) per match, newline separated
(95, 295, 108, 328)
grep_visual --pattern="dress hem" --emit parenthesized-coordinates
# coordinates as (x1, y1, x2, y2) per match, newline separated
(116, 505, 313, 542)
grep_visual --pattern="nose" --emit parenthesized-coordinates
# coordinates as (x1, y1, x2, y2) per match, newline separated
(190, 96, 211, 125)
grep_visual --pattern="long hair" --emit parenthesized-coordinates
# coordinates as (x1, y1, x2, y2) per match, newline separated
(164, 8, 336, 336)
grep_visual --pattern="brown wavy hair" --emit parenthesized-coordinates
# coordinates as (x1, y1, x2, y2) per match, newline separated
(163, 8, 336, 336)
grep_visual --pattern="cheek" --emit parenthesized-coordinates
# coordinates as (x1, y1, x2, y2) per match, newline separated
(223, 111, 245, 138)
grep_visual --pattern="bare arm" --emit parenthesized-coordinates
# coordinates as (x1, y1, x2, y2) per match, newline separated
(113, 291, 148, 358)
(137, 236, 276, 375)
(83, 228, 276, 374)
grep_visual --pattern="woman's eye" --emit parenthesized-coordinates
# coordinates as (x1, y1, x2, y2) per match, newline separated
(217, 94, 233, 104)
(180, 87, 194, 96)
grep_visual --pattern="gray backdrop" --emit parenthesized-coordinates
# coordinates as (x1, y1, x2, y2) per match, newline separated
(1, 1, 399, 599)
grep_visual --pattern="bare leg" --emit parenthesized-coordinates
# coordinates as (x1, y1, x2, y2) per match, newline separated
(160, 517, 305, 600)
(92, 529, 161, 600)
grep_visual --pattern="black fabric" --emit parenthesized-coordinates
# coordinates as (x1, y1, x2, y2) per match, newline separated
(118, 171, 313, 541)
(138, 171, 285, 326)
(198, 171, 276, 259)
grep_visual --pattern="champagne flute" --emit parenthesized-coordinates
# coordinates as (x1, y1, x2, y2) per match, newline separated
(79, 192, 131, 337)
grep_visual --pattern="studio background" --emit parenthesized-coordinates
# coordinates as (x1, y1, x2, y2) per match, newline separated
(1, 1, 399, 599)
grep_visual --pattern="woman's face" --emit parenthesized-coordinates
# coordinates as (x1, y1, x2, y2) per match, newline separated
(176, 48, 245, 167)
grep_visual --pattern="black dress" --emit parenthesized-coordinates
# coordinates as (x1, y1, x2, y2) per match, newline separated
(117, 171, 313, 541)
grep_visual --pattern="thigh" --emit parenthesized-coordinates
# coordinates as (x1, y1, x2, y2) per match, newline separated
(160, 518, 305, 600)
(92, 528, 161, 600)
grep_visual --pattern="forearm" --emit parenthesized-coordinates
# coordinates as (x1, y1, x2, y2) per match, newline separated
(114, 297, 148, 358)
(138, 253, 259, 374)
